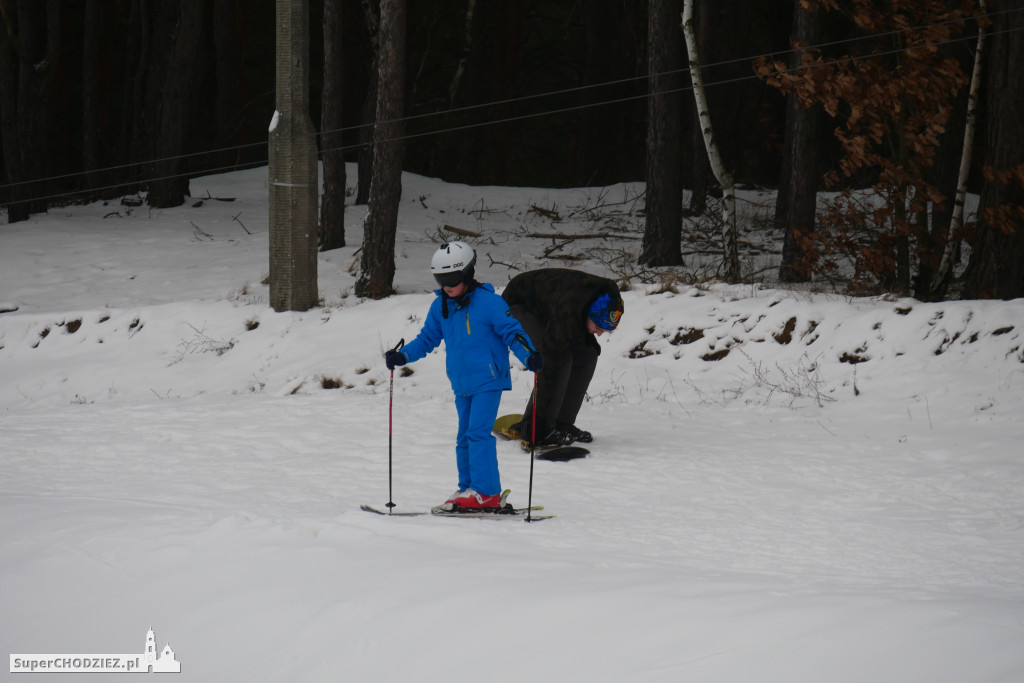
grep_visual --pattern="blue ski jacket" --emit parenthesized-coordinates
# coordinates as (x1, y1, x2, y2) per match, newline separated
(401, 283, 535, 396)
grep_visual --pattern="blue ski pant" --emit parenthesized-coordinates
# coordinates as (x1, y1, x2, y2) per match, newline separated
(454, 390, 503, 496)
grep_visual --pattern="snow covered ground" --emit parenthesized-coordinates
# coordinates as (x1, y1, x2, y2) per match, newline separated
(2, 167, 1023, 681)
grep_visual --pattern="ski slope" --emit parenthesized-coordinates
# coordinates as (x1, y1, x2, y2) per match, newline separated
(2, 167, 1022, 681)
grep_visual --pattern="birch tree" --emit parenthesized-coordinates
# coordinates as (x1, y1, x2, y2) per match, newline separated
(929, 0, 985, 296)
(681, 0, 740, 282)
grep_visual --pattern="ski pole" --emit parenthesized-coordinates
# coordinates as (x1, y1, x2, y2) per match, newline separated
(386, 338, 405, 512)
(526, 370, 538, 523)
(515, 334, 541, 523)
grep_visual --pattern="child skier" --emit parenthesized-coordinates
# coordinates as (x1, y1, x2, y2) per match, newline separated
(385, 242, 543, 511)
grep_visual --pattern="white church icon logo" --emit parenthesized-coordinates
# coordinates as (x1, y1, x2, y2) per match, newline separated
(142, 628, 181, 673)
(8, 627, 182, 674)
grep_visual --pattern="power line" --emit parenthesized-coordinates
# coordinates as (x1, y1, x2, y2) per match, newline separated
(3, 8, 1011, 195)
(0, 141, 270, 193)
(321, 4, 1018, 146)
(1, 7, 1019, 206)
(328, 25, 1019, 159)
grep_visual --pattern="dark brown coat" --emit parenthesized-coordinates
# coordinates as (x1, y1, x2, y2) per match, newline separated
(501, 269, 622, 434)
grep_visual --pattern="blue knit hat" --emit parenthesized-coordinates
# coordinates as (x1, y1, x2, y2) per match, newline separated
(588, 293, 623, 331)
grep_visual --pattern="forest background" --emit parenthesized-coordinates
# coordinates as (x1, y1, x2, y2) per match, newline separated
(0, 0, 1022, 301)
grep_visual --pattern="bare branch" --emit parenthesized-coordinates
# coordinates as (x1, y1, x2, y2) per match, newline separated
(442, 224, 482, 238)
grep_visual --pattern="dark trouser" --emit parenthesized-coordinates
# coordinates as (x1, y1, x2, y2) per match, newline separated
(510, 304, 598, 437)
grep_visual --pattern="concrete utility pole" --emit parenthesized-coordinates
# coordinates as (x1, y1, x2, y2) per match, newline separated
(269, 0, 319, 312)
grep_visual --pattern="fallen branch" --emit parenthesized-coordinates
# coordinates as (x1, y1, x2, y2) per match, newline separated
(527, 232, 641, 241)
(528, 204, 561, 220)
(191, 222, 214, 240)
(486, 253, 522, 271)
(233, 212, 253, 235)
(442, 224, 482, 238)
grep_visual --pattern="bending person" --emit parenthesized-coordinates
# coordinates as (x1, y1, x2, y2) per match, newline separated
(501, 268, 624, 447)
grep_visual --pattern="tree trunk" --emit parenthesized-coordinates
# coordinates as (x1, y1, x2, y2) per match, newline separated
(894, 193, 911, 293)
(0, 0, 61, 222)
(917, 91, 967, 299)
(451, 2, 493, 184)
(355, 0, 406, 299)
(639, 0, 684, 267)
(682, 0, 739, 281)
(148, 0, 205, 208)
(0, 6, 24, 221)
(82, 0, 102, 201)
(686, 106, 709, 216)
(128, 0, 177, 198)
(487, 3, 526, 185)
(446, 0, 477, 112)
(213, 0, 243, 169)
(320, 0, 346, 250)
(356, 0, 379, 206)
(574, 0, 635, 187)
(427, 0, 481, 181)
(962, 1, 1024, 299)
(269, 0, 320, 312)
(777, 1, 823, 283)
(116, 0, 146, 195)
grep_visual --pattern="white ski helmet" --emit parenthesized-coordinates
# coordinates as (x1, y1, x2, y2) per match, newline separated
(430, 241, 476, 287)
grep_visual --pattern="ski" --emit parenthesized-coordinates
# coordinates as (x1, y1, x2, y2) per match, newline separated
(362, 488, 550, 518)
(360, 503, 545, 516)
(359, 505, 427, 516)
(360, 504, 551, 520)
(433, 509, 554, 521)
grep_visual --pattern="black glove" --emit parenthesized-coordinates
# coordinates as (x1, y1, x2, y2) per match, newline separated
(526, 352, 544, 372)
(385, 350, 407, 370)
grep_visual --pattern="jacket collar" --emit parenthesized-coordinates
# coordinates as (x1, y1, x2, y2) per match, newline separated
(436, 281, 493, 317)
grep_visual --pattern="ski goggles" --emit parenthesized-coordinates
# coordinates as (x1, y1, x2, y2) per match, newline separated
(433, 270, 466, 288)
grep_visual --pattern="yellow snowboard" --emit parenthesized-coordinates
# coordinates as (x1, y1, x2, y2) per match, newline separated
(493, 413, 524, 439)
